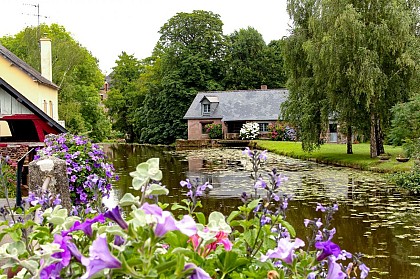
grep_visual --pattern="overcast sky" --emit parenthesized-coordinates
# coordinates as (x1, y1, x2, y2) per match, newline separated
(1, 0, 291, 74)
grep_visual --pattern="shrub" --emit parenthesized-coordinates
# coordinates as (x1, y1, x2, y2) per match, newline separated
(268, 121, 297, 141)
(205, 123, 223, 139)
(0, 157, 16, 198)
(34, 133, 118, 213)
(240, 122, 260, 140)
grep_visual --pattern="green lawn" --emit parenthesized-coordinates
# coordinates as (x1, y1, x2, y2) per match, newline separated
(252, 140, 413, 173)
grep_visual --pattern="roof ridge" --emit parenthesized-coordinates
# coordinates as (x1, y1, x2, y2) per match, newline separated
(0, 43, 59, 90)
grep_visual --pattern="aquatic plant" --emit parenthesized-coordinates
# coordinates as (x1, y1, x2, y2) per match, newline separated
(0, 149, 369, 278)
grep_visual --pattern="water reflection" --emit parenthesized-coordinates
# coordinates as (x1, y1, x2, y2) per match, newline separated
(101, 144, 420, 279)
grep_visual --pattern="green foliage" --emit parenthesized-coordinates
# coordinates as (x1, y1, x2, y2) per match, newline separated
(224, 28, 286, 90)
(0, 24, 111, 142)
(391, 167, 420, 193)
(205, 123, 223, 139)
(137, 10, 227, 144)
(0, 162, 16, 199)
(268, 122, 297, 141)
(105, 52, 145, 142)
(283, 0, 420, 156)
(389, 94, 420, 158)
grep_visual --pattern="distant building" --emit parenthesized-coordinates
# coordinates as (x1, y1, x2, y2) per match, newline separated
(184, 87, 288, 140)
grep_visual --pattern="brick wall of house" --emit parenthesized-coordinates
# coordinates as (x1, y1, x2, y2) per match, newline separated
(0, 144, 31, 166)
(187, 119, 223, 140)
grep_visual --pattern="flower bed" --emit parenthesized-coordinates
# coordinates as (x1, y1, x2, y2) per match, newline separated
(0, 145, 369, 278)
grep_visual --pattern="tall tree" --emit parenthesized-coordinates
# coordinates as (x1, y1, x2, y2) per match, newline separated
(0, 24, 111, 141)
(138, 10, 228, 144)
(283, 0, 420, 157)
(105, 52, 144, 142)
(224, 28, 287, 90)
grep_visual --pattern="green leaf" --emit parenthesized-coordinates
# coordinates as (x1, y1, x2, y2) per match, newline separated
(145, 184, 169, 196)
(279, 219, 296, 238)
(119, 193, 140, 207)
(171, 203, 188, 211)
(207, 212, 231, 233)
(247, 199, 260, 211)
(227, 210, 241, 223)
(194, 212, 206, 225)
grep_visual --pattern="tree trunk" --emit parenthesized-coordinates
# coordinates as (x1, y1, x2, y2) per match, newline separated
(370, 112, 378, 158)
(346, 125, 353, 154)
(376, 118, 385, 155)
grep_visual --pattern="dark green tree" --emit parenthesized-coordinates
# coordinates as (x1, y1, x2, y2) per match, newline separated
(138, 10, 228, 144)
(105, 52, 144, 142)
(0, 24, 111, 142)
(224, 28, 287, 90)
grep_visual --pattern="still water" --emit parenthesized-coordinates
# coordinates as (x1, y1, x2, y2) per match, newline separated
(102, 143, 420, 279)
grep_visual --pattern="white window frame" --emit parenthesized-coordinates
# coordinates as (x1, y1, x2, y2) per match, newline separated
(259, 123, 269, 132)
(202, 103, 211, 115)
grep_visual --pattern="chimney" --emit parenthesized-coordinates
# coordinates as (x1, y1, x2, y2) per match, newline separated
(39, 37, 52, 81)
(261, 85, 268, 90)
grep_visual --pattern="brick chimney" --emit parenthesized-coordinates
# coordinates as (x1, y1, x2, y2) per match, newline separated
(261, 85, 268, 90)
(39, 37, 52, 81)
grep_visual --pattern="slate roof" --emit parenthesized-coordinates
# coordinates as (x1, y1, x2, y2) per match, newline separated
(0, 43, 59, 89)
(184, 89, 289, 121)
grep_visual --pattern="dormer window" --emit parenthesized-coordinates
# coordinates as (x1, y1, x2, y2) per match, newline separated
(202, 103, 210, 115)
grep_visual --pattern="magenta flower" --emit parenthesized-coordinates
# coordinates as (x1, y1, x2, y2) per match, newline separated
(261, 238, 305, 264)
(80, 235, 121, 279)
(104, 206, 128, 230)
(184, 263, 211, 279)
(315, 240, 341, 261)
(326, 257, 346, 279)
(64, 214, 105, 237)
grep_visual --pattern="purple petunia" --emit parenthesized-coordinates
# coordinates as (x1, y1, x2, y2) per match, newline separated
(261, 238, 305, 264)
(80, 235, 121, 279)
(184, 263, 211, 279)
(315, 240, 341, 261)
(104, 206, 128, 230)
(63, 214, 105, 237)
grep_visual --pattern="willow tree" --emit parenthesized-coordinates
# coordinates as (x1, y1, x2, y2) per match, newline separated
(283, 0, 420, 157)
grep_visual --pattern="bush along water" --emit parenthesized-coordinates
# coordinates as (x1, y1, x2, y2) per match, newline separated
(0, 146, 369, 278)
(34, 133, 119, 214)
(240, 122, 260, 140)
(268, 121, 297, 141)
(205, 123, 223, 139)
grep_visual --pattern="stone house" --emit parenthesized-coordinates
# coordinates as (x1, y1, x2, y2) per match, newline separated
(183, 88, 289, 140)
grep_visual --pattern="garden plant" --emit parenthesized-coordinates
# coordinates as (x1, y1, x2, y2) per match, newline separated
(240, 122, 260, 140)
(205, 124, 223, 139)
(0, 136, 370, 278)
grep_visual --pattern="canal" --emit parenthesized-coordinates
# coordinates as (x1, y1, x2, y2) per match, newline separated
(102, 143, 420, 279)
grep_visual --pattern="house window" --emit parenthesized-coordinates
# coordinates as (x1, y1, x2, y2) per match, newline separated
(202, 104, 210, 115)
(329, 123, 338, 133)
(43, 100, 47, 113)
(259, 123, 269, 132)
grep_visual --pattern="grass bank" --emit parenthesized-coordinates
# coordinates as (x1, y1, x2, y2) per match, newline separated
(252, 140, 412, 173)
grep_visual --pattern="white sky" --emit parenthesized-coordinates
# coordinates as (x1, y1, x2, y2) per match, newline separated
(1, 0, 291, 74)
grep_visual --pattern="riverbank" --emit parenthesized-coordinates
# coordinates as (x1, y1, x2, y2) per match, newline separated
(252, 140, 413, 173)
